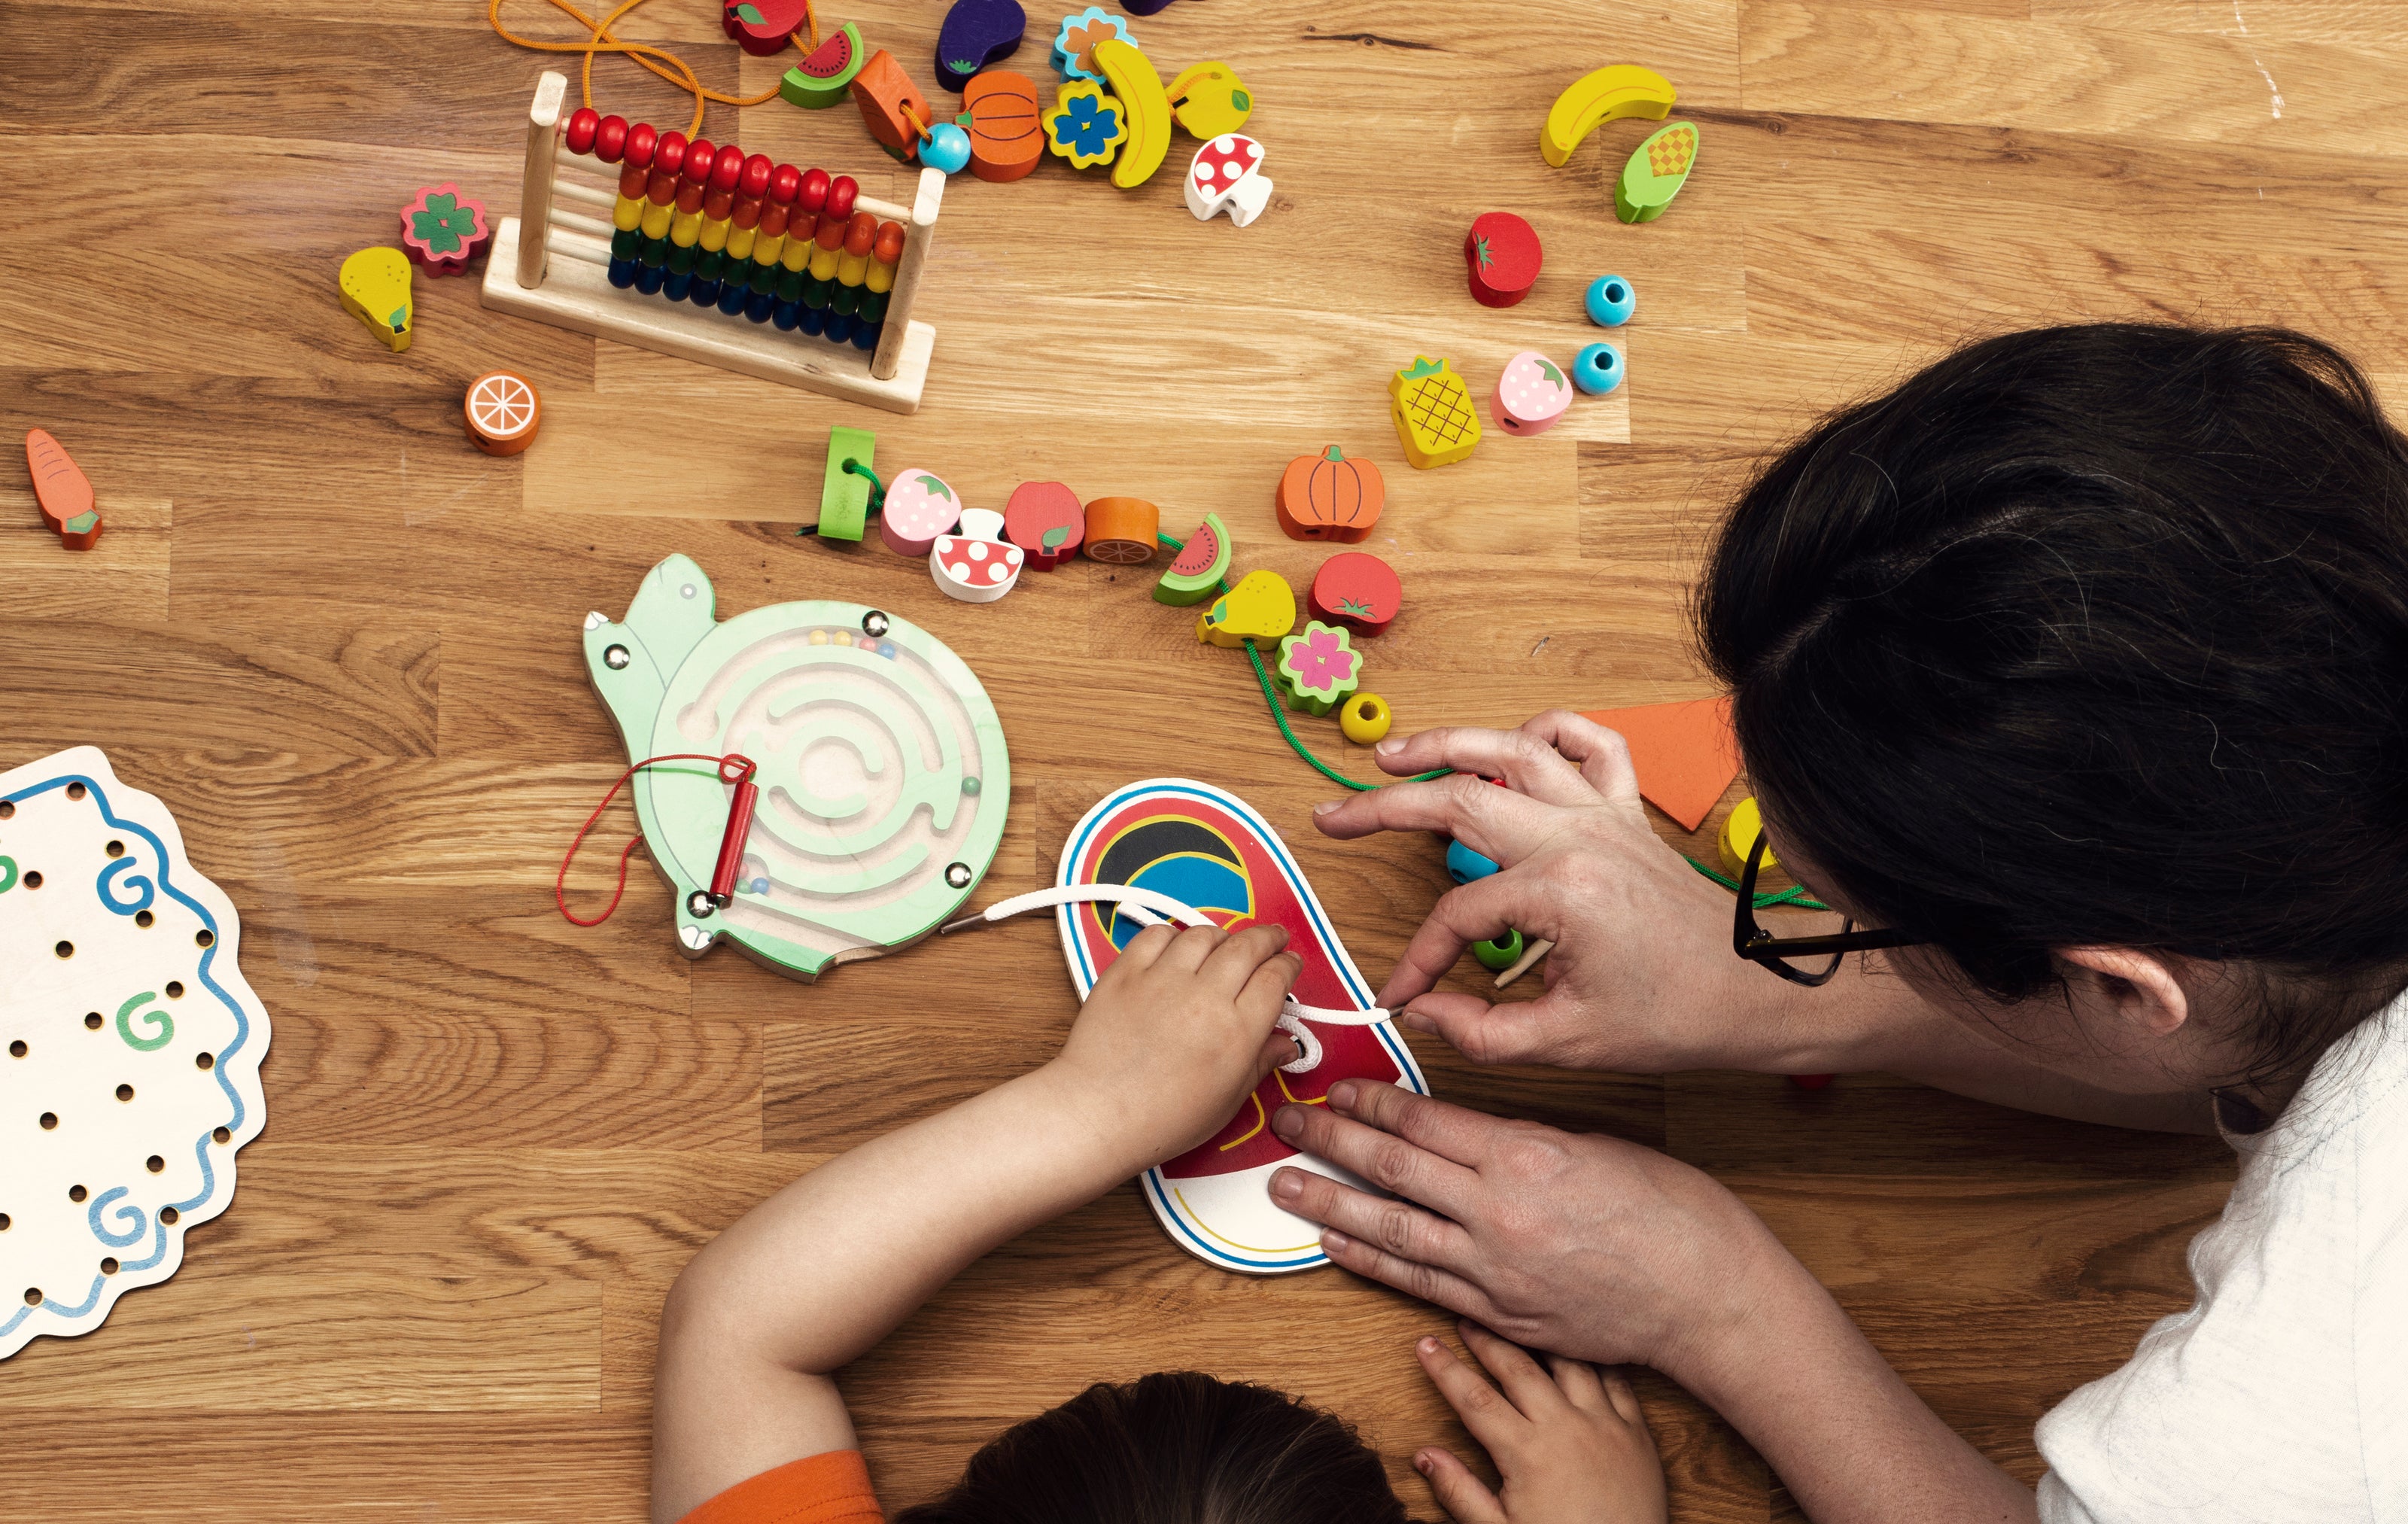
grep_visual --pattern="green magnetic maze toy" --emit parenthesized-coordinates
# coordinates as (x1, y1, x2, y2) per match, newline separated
(582, 554, 1011, 980)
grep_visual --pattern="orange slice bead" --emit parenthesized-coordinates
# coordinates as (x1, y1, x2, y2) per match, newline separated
(464, 371, 542, 456)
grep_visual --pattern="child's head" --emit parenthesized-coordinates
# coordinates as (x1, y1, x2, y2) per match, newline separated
(891, 1370, 1409, 1524)
(1698, 324, 2408, 1085)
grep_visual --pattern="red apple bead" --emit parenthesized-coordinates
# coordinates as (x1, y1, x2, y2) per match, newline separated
(565, 106, 600, 154)
(769, 163, 803, 205)
(655, 130, 689, 178)
(873, 221, 905, 265)
(710, 144, 745, 192)
(594, 114, 629, 163)
(618, 163, 649, 199)
(625, 121, 658, 169)
(825, 175, 857, 221)
(740, 154, 774, 198)
(797, 166, 830, 214)
(681, 138, 715, 185)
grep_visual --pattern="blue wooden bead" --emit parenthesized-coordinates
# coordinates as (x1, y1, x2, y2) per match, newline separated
(717, 283, 749, 317)
(607, 257, 640, 290)
(800, 305, 828, 336)
(689, 277, 722, 307)
(1471, 929, 1524, 971)
(633, 263, 667, 295)
(1446, 839, 1500, 885)
(921, 122, 973, 175)
(662, 270, 694, 302)
(1573, 342, 1623, 394)
(745, 291, 777, 323)
(853, 320, 879, 350)
(772, 300, 801, 331)
(1585, 274, 1635, 327)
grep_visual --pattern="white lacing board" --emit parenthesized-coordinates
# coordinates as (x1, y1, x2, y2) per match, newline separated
(0, 746, 272, 1359)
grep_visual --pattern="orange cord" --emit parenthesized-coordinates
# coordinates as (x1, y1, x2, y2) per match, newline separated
(488, 0, 812, 138)
(557, 753, 753, 926)
(898, 102, 933, 143)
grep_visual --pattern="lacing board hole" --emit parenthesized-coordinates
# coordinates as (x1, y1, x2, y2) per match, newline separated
(194, 930, 214, 948)
(7, 1040, 23, 1058)
(53, 941, 71, 959)
(196, 1052, 214, 1069)
(106, 840, 124, 859)
(160, 1207, 178, 1224)
(67, 1185, 86, 1203)
(135, 910, 153, 928)
(99, 1258, 118, 1276)
(23, 1288, 39, 1307)
(38, 1113, 57, 1130)
(84, 1013, 102, 1030)
(212, 1127, 231, 1144)
(22, 872, 39, 889)
(0, 801, 14, 818)
(115, 1084, 133, 1103)
(65, 783, 86, 801)
(165, 982, 184, 999)
(146, 1156, 163, 1173)
(0, 1215, 11, 1230)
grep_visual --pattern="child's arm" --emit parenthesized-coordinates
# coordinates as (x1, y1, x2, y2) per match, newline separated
(1416, 1322, 1668, 1524)
(649, 922, 1302, 1524)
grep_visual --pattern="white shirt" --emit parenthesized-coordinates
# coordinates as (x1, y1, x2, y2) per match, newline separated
(2036, 996, 2408, 1522)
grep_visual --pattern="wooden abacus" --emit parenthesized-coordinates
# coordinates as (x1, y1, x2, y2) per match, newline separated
(479, 71, 944, 413)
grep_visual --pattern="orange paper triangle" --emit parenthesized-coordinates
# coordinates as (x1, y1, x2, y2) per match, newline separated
(1578, 696, 1740, 832)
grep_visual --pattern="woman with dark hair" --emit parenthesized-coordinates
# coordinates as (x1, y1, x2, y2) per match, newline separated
(1283, 324, 2408, 1522)
(648, 919, 1665, 1524)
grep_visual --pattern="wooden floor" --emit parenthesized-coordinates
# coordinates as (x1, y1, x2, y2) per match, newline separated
(18, 0, 2395, 1515)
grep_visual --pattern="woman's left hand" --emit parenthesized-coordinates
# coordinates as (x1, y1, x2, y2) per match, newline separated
(1417, 1321, 1667, 1524)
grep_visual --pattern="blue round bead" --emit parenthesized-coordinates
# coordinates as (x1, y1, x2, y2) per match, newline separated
(1573, 342, 1623, 395)
(1585, 274, 1635, 327)
(921, 122, 972, 175)
(1446, 839, 1500, 885)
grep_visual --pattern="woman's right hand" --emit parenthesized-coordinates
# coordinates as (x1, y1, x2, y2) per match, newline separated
(1309, 710, 1831, 1075)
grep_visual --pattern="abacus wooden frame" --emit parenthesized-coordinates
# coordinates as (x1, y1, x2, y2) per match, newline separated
(479, 71, 943, 414)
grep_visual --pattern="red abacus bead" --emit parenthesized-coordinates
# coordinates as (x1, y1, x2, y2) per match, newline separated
(681, 138, 715, 185)
(731, 196, 763, 230)
(710, 144, 745, 192)
(618, 163, 649, 199)
(566, 106, 600, 154)
(825, 175, 857, 221)
(595, 114, 629, 163)
(844, 211, 876, 256)
(797, 166, 831, 214)
(788, 211, 818, 245)
(759, 204, 791, 239)
(675, 179, 705, 214)
(740, 154, 773, 198)
(625, 121, 658, 169)
(655, 130, 689, 178)
(816, 214, 846, 251)
(873, 221, 905, 264)
(647, 168, 679, 205)
(769, 163, 803, 205)
(704, 189, 734, 219)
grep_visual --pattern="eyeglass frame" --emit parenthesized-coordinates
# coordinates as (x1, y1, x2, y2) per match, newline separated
(1732, 831, 1925, 987)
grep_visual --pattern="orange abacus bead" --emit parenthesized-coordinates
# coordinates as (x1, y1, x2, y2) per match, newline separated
(704, 190, 734, 220)
(618, 163, 648, 198)
(844, 212, 877, 256)
(873, 221, 905, 265)
(646, 166, 679, 205)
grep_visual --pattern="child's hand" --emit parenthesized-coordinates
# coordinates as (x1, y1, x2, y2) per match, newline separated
(1046, 922, 1302, 1170)
(1415, 1321, 1667, 1524)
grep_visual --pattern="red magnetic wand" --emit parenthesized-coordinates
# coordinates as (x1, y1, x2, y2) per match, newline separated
(707, 753, 760, 906)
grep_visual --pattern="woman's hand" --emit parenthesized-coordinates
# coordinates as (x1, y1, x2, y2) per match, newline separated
(1418, 1322, 1666, 1524)
(1310, 710, 1835, 1075)
(1046, 921, 1302, 1170)
(1267, 1080, 1791, 1382)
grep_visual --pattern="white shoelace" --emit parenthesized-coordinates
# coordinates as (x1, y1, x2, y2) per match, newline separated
(938, 884, 1391, 1072)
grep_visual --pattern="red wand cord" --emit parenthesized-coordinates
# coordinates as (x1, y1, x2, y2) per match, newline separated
(557, 753, 758, 926)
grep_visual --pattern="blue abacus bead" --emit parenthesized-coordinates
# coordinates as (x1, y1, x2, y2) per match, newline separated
(1573, 342, 1624, 395)
(1446, 839, 1500, 885)
(799, 304, 828, 336)
(607, 257, 640, 289)
(824, 312, 853, 344)
(633, 262, 667, 295)
(717, 282, 749, 317)
(921, 122, 973, 175)
(689, 277, 722, 307)
(744, 290, 776, 323)
(1585, 275, 1635, 327)
(662, 269, 694, 302)
(771, 300, 801, 331)
(853, 320, 880, 351)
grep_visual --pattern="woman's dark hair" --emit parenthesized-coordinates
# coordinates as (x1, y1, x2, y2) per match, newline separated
(1698, 323, 2408, 1083)
(891, 1370, 1409, 1524)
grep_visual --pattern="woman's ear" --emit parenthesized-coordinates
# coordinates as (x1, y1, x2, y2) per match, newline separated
(2060, 946, 2190, 1036)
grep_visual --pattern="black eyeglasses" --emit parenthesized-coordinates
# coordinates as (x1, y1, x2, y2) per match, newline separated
(1733, 832, 1923, 986)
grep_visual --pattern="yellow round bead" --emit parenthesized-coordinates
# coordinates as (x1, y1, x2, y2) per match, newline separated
(1339, 692, 1392, 745)
(1719, 796, 1777, 878)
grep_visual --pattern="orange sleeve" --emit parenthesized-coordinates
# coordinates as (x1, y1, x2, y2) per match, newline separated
(675, 1449, 884, 1524)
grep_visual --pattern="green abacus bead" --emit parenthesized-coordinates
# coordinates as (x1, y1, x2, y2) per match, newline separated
(695, 248, 727, 280)
(802, 275, 835, 309)
(1471, 929, 1525, 971)
(832, 282, 863, 316)
(666, 242, 697, 275)
(638, 235, 670, 266)
(611, 228, 643, 260)
(775, 267, 804, 303)
(856, 289, 889, 324)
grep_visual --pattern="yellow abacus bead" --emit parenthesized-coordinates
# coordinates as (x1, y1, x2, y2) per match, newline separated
(727, 226, 758, 261)
(612, 194, 644, 232)
(751, 233, 786, 269)
(699, 217, 731, 253)
(1339, 694, 1393, 746)
(836, 251, 868, 286)
(640, 201, 673, 239)
(780, 238, 812, 273)
(669, 208, 703, 248)
(1718, 797, 1775, 878)
(809, 242, 841, 281)
(865, 259, 896, 294)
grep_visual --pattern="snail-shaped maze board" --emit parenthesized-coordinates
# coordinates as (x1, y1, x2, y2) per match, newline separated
(584, 555, 1011, 979)
(0, 746, 272, 1359)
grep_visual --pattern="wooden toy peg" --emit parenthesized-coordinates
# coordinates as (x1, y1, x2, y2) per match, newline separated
(1276, 446, 1384, 542)
(24, 428, 102, 549)
(1003, 480, 1085, 568)
(819, 427, 877, 541)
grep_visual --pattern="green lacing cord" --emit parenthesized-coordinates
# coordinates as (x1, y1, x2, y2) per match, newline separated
(1156, 531, 1826, 911)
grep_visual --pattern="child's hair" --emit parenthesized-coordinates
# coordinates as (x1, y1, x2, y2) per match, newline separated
(1697, 323, 2408, 1084)
(890, 1370, 1410, 1524)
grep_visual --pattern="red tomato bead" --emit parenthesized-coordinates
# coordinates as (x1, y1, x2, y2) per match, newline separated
(655, 130, 689, 178)
(740, 154, 774, 199)
(769, 163, 803, 205)
(844, 211, 876, 256)
(565, 107, 600, 155)
(873, 221, 904, 264)
(594, 114, 629, 163)
(711, 144, 745, 192)
(797, 167, 830, 214)
(825, 175, 857, 221)
(625, 121, 658, 169)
